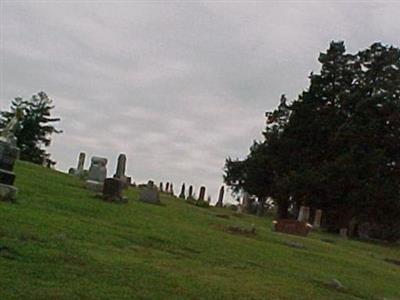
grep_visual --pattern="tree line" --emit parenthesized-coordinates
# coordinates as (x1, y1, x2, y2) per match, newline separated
(224, 42, 400, 241)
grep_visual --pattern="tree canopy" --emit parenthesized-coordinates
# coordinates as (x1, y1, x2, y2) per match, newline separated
(0, 92, 62, 165)
(224, 42, 400, 240)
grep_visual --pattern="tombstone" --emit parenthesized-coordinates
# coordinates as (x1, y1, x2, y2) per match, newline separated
(313, 209, 322, 229)
(0, 111, 22, 202)
(102, 178, 126, 202)
(179, 183, 185, 199)
(113, 154, 129, 188)
(77, 152, 85, 173)
(215, 185, 224, 207)
(114, 154, 126, 178)
(207, 195, 211, 203)
(165, 182, 170, 192)
(188, 185, 193, 199)
(297, 206, 310, 223)
(159, 182, 163, 192)
(86, 156, 107, 192)
(242, 192, 250, 212)
(139, 180, 160, 204)
(340, 228, 348, 239)
(198, 186, 206, 201)
(170, 183, 174, 195)
(274, 219, 313, 236)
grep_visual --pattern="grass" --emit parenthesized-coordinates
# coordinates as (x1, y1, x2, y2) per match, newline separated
(1, 161, 399, 300)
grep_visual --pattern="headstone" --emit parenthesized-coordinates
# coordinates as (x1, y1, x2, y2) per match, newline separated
(77, 152, 86, 173)
(0, 111, 22, 202)
(86, 156, 107, 192)
(166, 182, 170, 192)
(179, 183, 185, 199)
(242, 192, 250, 212)
(102, 178, 126, 202)
(198, 186, 206, 201)
(274, 219, 312, 236)
(188, 185, 193, 199)
(114, 153, 126, 178)
(215, 185, 224, 207)
(139, 180, 160, 204)
(170, 183, 174, 195)
(313, 209, 322, 229)
(297, 206, 310, 223)
(159, 182, 163, 192)
(340, 228, 348, 239)
(207, 195, 211, 203)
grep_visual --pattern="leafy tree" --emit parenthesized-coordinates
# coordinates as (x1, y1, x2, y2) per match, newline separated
(224, 42, 400, 240)
(0, 92, 62, 165)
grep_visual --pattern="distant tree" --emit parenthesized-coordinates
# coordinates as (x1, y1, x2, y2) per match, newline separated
(0, 92, 62, 165)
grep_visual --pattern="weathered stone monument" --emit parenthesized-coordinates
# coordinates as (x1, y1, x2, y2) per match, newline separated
(198, 186, 206, 201)
(215, 185, 224, 207)
(274, 219, 313, 236)
(313, 209, 322, 229)
(86, 156, 107, 192)
(188, 185, 193, 199)
(102, 178, 126, 203)
(207, 195, 211, 203)
(165, 182, 170, 193)
(139, 180, 160, 204)
(170, 183, 174, 195)
(69, 152, 86, 176)
(113, 153, 129, 188)
(0, 110, 22, 202)
(297, 206, 310, 223)
(242, 192, 251, 212)
(340, 228, 348, 239)
(159, 182, 163, 192)
(179, 183, 185, 199)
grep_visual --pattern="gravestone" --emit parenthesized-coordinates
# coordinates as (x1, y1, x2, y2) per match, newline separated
(297, 206, 310, 223)
(159, 182, 163, 192)
(274, 219, 312, 236)
(340, 228, 348, 239)
(179, 183, 185, 199)
(102, 178, 126, 203)
(165, 182, 170, 192)
(188, 185, 193, 199)
(69, 152, 86, 176)
(170, 183, 174, 195)
(113, 154, 129, 188)
(215, 185, 224, 207)
(86, 156, 107, 192)
(207, 195, 211, 203)
(242, 192, 250, 212)
(0, 111, 22, 202)
(198, 186, 206, 201)
(139, 180, 160, 204)
(313, 209, 322, 229)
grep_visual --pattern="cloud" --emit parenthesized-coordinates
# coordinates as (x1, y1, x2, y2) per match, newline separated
(1, 1, 399, 203)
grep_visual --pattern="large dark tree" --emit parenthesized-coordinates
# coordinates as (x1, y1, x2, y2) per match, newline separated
(0, 92, 62, 165)
(224, 42, 400, 240)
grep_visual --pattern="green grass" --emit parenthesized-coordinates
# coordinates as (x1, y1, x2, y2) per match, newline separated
(1, 161, 399, 300)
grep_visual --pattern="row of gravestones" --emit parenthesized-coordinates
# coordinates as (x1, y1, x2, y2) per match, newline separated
(159, 182, 225, 207)
(69, 152, 226, 207)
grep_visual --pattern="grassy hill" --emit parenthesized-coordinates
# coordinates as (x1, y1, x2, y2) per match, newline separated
(1, 161, 399, 300)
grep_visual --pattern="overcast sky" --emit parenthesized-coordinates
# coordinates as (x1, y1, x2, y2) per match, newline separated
(1, 1, 399, 203)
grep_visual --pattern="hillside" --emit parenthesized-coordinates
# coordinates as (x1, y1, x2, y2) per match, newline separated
(1, 161, 399, 300)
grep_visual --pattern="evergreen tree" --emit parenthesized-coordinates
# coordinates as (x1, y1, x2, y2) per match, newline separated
(0, 92, 62, 165)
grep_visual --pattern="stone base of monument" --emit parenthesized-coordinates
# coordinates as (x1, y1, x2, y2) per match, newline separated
(139, 187, 160, 204)
(0, 183, 17, 202)
(102, 178, 127, 203)
(86, 180, 104, 193)
(273, 219, 313, 236)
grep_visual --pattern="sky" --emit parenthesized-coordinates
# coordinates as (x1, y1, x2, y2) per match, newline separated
(1, 1, 399, 204)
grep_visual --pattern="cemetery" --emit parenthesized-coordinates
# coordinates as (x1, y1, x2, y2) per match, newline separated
(1, 2, 399, 299)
